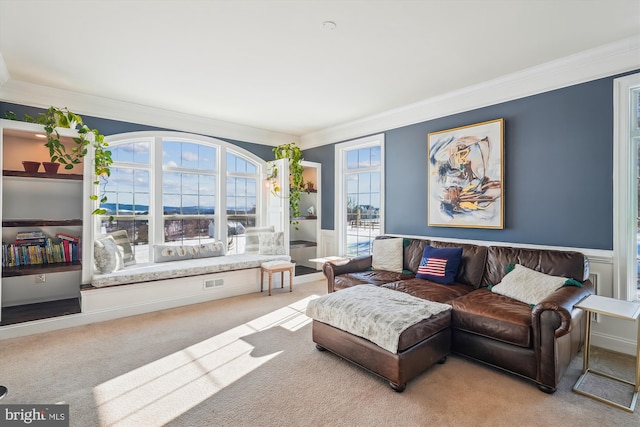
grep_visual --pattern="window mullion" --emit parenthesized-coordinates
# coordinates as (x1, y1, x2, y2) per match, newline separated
(152, 136, 164, 249)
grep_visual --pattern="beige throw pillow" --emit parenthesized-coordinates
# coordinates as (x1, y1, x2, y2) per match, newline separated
(245, 226, 275, 254)
(372, 238, 403, 273)
(490, 264, 567, 306)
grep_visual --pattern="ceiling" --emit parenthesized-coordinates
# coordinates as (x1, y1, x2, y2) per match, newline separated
(0, 0, 639, 140)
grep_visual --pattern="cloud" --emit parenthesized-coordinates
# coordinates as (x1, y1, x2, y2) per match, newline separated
(182, 151, 199, 162)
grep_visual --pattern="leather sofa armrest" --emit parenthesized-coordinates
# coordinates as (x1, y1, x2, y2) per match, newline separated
(531, 279, 593, 390)
(531, 279, 594, 338)
(323, 255, 373, 293)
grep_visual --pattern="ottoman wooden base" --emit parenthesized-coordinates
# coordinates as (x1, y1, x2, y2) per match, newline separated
(312, 319, 450, 392)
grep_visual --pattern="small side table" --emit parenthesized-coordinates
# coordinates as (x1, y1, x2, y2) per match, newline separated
(573, 294, 640, 412)
(260, 261, 294, 296)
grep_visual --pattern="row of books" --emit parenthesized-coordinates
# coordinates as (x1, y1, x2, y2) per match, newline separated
(2, 235, 81, 268)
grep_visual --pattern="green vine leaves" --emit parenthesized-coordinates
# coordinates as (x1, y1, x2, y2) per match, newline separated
(272, 142, 307, 228)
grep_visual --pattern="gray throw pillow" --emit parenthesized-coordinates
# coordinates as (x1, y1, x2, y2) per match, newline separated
(244, 226, 274, 254)
(153, 244, 192, 263)
(107, 230, 136, 267)
(193, 242, 226, 258)
(258, 231, 286, 255)
(94, 236, 123, 274)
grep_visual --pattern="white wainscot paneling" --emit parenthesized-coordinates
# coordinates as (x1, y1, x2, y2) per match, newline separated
(587, 252, 639, 355)
(81, 268, 262, 314)
(320, 229, 338, 258)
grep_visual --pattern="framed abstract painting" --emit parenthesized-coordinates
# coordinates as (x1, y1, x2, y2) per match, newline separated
(427, 118, 504, 229)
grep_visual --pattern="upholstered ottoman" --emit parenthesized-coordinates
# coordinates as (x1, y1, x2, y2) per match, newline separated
(306, 285, 452, 392)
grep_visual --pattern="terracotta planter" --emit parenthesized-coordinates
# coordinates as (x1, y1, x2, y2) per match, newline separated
(43, 162, 60, 174)
(22, 161, 41, 173)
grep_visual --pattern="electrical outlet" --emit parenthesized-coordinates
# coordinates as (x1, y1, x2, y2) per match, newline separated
(35, 274, 46, 283)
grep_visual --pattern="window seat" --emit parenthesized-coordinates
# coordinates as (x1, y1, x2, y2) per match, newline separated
(89, 253, 292, 289)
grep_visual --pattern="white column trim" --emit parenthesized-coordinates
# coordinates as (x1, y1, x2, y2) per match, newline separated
(613, 72, 640, 301)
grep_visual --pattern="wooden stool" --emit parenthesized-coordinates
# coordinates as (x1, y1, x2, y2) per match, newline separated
(260, 261, 294, 296)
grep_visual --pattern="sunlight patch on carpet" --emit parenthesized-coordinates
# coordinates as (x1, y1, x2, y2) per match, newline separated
(93, 294, 320, 426)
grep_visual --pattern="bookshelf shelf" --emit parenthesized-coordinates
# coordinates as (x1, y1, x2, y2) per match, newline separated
(3, 170, 83, 180)
(290, 240, 318, 249)
(2, 219, 83, 227)
(2, 261, 82, 278)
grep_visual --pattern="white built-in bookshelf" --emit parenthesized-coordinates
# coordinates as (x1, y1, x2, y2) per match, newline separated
(0, 120, 91, 323)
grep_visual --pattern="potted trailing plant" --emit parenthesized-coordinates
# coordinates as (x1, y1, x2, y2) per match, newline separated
(271, 142, 307, 224)
(5, 107, 113, 215)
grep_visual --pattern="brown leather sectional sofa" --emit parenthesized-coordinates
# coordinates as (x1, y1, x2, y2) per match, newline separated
(322, 237, 594, 393)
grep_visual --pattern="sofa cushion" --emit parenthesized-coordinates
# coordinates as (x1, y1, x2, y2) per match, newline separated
(335, 271, 408, 290)
(489, 264, 575, 306)
(372, 237, 403, 273)
(482, 246, 588, 288)
(397, 310, 451, 352)
(403, 238, 429, 273)
(451, 288, 532, 348)
(382, 278, 474, 304)
(416, 245, 463, 284)
(430, 241, 488, 288)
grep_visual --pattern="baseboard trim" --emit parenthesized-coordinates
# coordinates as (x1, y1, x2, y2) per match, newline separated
(0, 287, 257, 341)
(590, 331, 637, 356)
(294, 272, 324, 284)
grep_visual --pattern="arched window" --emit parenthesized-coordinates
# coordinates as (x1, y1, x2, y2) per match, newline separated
(96, 132, 264, 263)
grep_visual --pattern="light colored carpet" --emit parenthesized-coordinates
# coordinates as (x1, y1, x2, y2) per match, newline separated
(1, 279, 639, 427)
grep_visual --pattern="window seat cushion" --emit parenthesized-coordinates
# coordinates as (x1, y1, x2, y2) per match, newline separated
(91, 253, 291, 288)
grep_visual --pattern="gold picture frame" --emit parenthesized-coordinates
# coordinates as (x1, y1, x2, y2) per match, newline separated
(427, 118, 504, 229)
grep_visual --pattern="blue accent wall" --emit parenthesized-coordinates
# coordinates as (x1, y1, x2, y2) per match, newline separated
(304, 73, 637, 250)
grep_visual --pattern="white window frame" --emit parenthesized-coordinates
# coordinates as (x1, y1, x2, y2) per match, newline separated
(96, 131, 266, 263)
(334, 133, 385, 256)
(613, 72, 640, 302)
(225, 150, 260, 254)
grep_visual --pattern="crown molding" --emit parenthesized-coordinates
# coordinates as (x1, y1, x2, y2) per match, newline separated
(0, 79, 298, 147)
(301, 35, 640, 149)
(2, 35, 638, 149)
